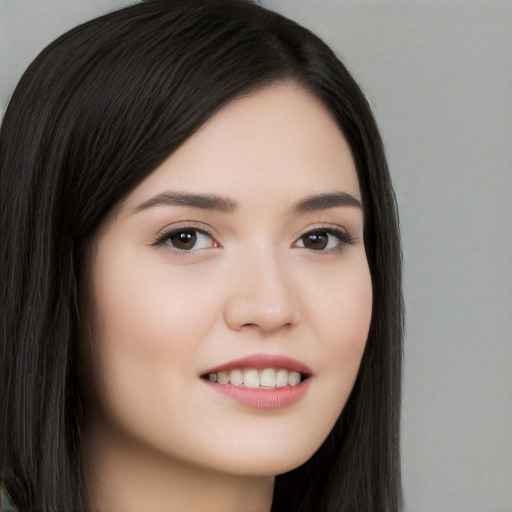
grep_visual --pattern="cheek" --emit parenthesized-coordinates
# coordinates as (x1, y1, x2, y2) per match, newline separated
(308, 255, 372, 353)
(329, 266, 372, 362)
(84, 246, 238, 418)
(90, 251, 219, 362)
(83, 256, 223, 447)
(307, 259, 372, 410)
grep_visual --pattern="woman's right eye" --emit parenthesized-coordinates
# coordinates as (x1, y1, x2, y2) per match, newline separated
(155, 228, 218, 252)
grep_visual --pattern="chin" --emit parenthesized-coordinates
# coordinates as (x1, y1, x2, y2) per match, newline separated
(186, 434, 325, 478)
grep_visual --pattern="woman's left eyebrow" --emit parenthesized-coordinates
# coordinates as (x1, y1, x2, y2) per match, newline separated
(290, 192, 362, 213)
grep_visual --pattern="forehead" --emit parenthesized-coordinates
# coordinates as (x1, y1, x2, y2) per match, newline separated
(122, 83, 360, 213)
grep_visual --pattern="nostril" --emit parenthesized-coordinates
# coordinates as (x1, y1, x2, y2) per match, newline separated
(240, 322, 257, 329)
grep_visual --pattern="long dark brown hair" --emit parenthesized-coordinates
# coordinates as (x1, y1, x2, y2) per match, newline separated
(0, 1, 403, 510)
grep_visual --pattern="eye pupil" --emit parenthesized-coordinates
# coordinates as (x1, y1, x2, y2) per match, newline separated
(170, 230, 197, 250)
(303, 231, 328, 250)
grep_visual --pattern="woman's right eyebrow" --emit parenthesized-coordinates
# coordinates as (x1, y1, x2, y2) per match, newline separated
(130, 190, 362, 215)
(131, 191, 239, 214)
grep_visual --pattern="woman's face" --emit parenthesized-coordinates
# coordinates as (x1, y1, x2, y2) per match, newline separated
(83, 83, 372, 477)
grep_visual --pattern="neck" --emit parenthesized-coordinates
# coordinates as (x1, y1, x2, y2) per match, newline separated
(83, 418, 274, 512)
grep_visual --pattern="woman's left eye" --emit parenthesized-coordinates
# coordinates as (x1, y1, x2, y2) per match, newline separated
(294, 228, 354, 251)
(155, 228, 217, 252)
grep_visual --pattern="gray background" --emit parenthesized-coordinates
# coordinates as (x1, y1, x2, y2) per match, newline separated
(1, 1, 511, 510)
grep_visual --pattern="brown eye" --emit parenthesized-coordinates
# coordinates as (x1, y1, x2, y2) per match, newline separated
(169, 230, 197, 250)
(301, 231, 329, 250)
(295, 228, 354, 252)
(158, 228, 216, 251)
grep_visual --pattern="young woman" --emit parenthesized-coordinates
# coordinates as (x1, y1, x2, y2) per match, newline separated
(0, 1, 403, 511)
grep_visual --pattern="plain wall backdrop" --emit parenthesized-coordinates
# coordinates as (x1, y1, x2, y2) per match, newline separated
(1, 1, 511, 511)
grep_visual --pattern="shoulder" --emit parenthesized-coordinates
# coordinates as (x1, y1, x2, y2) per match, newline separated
(0, 482, 20, 512)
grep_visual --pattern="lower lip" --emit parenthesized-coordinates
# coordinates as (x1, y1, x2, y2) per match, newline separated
(203, 379, 311, 410)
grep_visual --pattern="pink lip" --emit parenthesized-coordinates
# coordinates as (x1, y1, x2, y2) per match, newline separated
(201, 353, 312, 376)
(203, 379, 311, 410)
(201, 354, 312, 410)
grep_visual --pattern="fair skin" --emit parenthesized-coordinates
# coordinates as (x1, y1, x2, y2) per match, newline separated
(81, 83, 373, 512)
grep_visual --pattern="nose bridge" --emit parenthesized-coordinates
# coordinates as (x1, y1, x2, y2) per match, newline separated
(223, 240, 301, 332)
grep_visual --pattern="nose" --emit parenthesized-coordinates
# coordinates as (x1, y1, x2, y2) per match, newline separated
(223, 247, 301, 333)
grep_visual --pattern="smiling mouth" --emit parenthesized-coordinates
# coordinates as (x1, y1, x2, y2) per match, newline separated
(201, 368, 309, 389)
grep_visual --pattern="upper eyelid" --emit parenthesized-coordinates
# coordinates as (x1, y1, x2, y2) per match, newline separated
(152, 222, 219, 248)
(296, 227, 355, 244)
(294, 222, 354, 238)
(155, 221, 217, 238)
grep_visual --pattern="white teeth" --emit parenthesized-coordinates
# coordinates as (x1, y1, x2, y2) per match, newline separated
(206, 368, 304, 388)
(276, 369, 288, 388)
(217, 371, 229, 385)
(260, 368, 276, 387)
(288, 371, 301, 386)
(229, 369, 243, 386)
(243, 369, 260, 388)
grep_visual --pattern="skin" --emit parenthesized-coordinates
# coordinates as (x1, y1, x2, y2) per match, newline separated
(81, 83, 373, 512)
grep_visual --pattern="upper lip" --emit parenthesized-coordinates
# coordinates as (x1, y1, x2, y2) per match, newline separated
(201, 353, 313, 377)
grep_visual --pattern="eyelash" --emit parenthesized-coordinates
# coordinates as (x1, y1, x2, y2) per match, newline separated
(295, 227, 355, 253)
(153, 224, 218, 254)
(152, 224, 355, 254)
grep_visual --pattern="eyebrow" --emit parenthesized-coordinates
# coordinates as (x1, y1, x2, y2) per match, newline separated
(132, 191, 238, 213)
(132, 190, 362, 215)
(290, 192, 362, 213)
